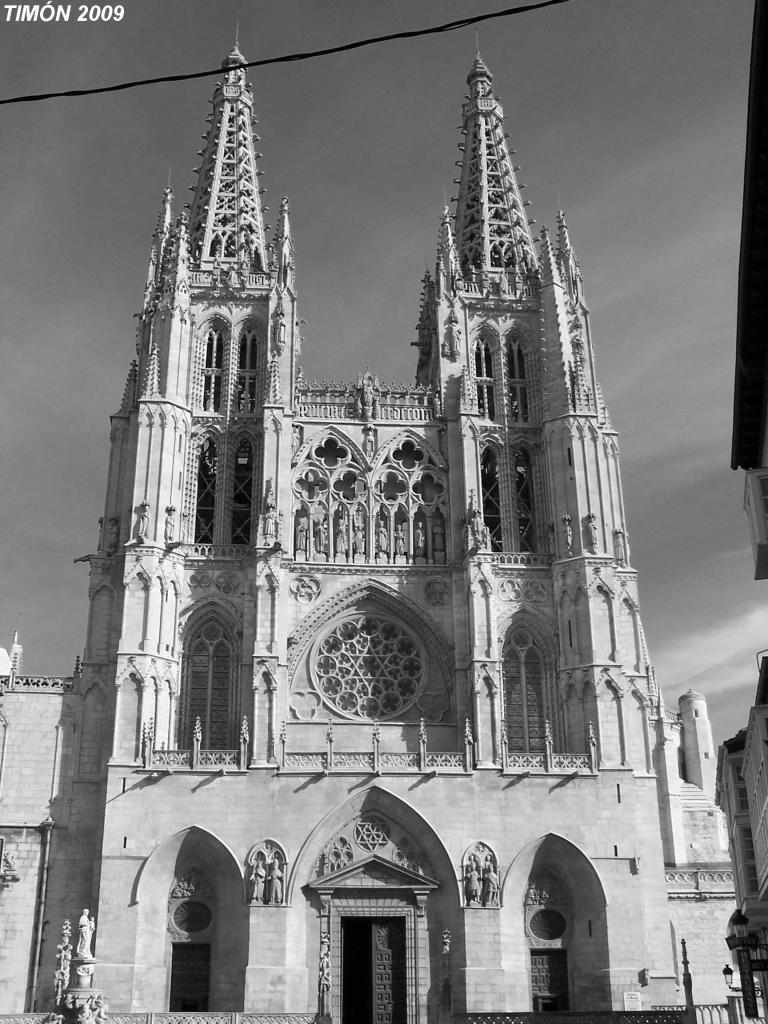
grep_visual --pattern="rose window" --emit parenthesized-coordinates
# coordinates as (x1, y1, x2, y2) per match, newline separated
(311, 615, 424, 720)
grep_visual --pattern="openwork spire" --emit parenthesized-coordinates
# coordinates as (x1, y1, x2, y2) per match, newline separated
(454, 54, 537, 278)
(187, 45, 267, 270)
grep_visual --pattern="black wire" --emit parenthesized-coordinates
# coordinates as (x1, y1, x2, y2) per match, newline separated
(0, 0, 571, 106)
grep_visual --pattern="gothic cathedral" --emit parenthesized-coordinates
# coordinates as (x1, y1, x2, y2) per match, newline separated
(0, 46, 734, 1022)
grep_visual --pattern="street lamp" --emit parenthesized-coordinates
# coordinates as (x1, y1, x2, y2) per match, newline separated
(723, 965, 734, 988)
(724, 911, 768, 1018)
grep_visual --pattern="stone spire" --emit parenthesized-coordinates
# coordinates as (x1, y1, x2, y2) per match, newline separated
(272, 197, 295, 291)
(436, 205, 460, 298)
(454, 53, 537, 279)
(144, 186, 174, 308)
(556, 209, 584, 303)
(9, 630, 22, 674)
(187, 44, 267, 270)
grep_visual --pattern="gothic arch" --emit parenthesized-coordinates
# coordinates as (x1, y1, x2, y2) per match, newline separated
(372, 429, 448, 473)
(287, 578, 453, 689)
(293, 425, 369, 471)
(178, 604, 241, 749)
(501, 832, 610, 1010)
(178, 596, 241, 639)
(288, 783, 456, 905)
(131, 825, 248, 1010)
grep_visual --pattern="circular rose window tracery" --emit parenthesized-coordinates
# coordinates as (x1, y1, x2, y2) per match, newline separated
(311, 615, 424, 720)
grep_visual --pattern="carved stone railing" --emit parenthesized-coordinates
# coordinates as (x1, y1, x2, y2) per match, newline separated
(493, 552, 554, 567)
(150, 749, 191, 768)
(295, 381, 440, 422)
(0, 675, 73, 693)
(189, 269, 274, 290)
(184, 544, 252, 559)
(454, 1014, 686, 1024)
(459, 268, 541, 302)
(551, 753, 592, 772)
(99, 1015, 318, 1024)
(665, 867, 735, 899)
(198, 749, 239, 768)
(653, 1006, 731, 1024)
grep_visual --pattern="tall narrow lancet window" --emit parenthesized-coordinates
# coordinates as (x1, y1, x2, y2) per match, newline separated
(506, 340, 529, 422)
(475, 341, 495, 419)
(182, 620, 235, 749)
(480, 447, 503, 551)
(195, 439, 217, 543)
(236, 325, 260, 413)
(503, 629, 546, 752)
(514, 449, 535, 552)
(202, 325, 224, 412)
(231, 439, 254, 544)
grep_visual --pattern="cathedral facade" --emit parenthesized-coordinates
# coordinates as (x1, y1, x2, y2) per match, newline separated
(0, 47, 733, 1022)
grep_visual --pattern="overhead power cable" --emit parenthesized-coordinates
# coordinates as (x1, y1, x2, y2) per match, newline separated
(0, 0, 570, 107)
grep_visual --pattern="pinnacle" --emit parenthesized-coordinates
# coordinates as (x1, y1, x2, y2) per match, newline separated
(467, 50, 493, 86)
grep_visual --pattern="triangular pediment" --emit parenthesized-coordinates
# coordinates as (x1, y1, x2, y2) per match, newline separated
(308, 853, 439, 891)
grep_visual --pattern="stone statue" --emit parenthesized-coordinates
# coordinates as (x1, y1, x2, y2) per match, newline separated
(586, 512, 599, 553)
(482, 858, 499, 906)
(314, 518, 328, 555)
(318, 932, 331, 1014)
(394, 524, 406, 556)
(76, 908, 95, 959)
(414, 522, 425, 557)
(250, 854, 266, 903)
(263, 502, 277, 543)
(352, 520, 365, 556)
(267, 856, 283, 904)
(136, 501, 151, 543)
(433, 520, 445, 555)
(96, 517, 104, 554)
(442, 929, 452, 954)
(480, 522, 491, 550)
(465, 857, 481, 905)
(107, 517, 119, 554)
(164, 506, 175, 544)
(613, 527, 627, 566)
(377, 518, 389, 555)
(562, 514, 572, 557)
(296, 517, 309, 554)
(335, 513, 347, 556)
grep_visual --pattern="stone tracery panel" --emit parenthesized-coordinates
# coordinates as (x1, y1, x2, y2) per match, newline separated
(314, 813, 432, 879)
(291, 431, 449, 565)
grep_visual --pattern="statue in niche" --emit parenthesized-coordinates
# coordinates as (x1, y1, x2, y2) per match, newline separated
(136, 501, 151, 543)
(296, 517, 309, 554)
(164, 506, 176, 544)
(76, 908, 96, 959)
(335, 512, 347, 556)
(414, 522, 426, 557)
(352, 512, 366, 556)
(433, 519, 445, 555)
(586, 512, 599, 553)
(482, 856, 499, 906)
(263, 502, 277, 544)
(394, 523, 406, 556)
(314, 517, 328, 555)
(562, 514, 572, 557)
(249, 852, 267, 903)
(464, 856, 481, 905)
(613, 527, 627, 566)
(266, 853, 284, 904)
(96, 517, 104, 554)
(356, 373, 378, 420)
(377, 517, 389, 555)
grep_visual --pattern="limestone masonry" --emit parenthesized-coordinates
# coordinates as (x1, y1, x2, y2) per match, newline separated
(0, 45, 733, 1022)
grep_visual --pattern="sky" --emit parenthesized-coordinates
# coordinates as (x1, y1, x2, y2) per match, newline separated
(0, 0, 761, 749)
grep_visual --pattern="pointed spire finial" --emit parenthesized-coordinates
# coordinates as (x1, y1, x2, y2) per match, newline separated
(235, 19, 239, 48)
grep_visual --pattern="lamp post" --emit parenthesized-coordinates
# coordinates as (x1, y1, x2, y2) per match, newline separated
(724, 911, 768, 1019)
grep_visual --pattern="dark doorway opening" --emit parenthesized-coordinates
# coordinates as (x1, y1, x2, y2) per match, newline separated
(342, 917, 406, 1024)
(530, 949, 569, 1011)
(169, 943, 210, 1010)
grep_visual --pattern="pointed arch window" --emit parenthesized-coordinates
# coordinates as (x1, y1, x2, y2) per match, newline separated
(503, 629, 547, 752)
(195, 439, 217, 543)
(514, 449, 536, 552)
(480, 446, 503, 551)
(202, 325, 224, 412)
(236, 324, 261, 413)
(231, 439, 254, 544)
(182, 619, 236, 749)
(475, 340, 495, 419)
(506, 339, 529, 422)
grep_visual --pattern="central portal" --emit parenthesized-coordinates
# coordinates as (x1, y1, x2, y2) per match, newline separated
(342, 917, 407, 1024)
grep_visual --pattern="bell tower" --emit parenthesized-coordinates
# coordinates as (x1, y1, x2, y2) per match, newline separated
(81, 43, 299, 763)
